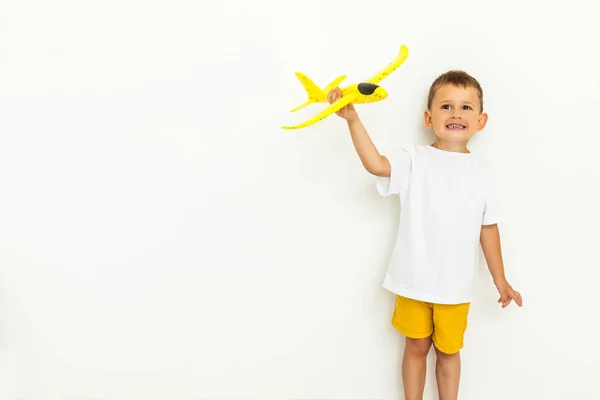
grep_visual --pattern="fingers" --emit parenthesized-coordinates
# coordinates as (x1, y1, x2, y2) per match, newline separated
(328, 88, 346, 116)
(498, 295, 506, 308)
(512, 290, 523, 307)
(498, 294, 511, 308)
(327, 87, 341, 104)
(499, 290, 523, 308)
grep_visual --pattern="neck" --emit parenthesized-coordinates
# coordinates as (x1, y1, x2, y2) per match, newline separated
(431, 139, 470, 154)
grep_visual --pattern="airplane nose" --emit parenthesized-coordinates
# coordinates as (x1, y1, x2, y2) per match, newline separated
(374, 87, 388, 99)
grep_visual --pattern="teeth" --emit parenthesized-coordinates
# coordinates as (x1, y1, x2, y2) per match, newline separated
(447, 124, 465, 129)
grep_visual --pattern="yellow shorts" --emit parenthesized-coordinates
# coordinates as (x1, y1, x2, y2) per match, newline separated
(391, 295, 470, 354)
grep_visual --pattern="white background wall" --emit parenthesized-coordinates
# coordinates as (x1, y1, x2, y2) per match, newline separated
(0, 0, 599, 399)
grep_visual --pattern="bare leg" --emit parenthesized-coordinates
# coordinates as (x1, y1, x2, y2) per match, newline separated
(435, 348, 461, 400)
(402, 336, 432, 400)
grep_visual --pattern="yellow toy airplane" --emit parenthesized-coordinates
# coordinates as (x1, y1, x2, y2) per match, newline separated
(281, 45, 409, 130)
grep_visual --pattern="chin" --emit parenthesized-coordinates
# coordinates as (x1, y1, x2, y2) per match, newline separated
(437, 128, 475, 140)
(438, 133, 472, 142)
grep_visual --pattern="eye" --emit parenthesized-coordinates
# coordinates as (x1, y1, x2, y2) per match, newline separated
(463, 105, 472, 110)
(441, 104, 451, 110)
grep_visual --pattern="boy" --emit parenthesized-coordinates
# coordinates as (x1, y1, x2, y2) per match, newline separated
(327, 70, 522, 400)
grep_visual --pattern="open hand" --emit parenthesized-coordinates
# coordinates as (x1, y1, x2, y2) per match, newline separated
(496, 280, 523, 308)
(327, 88, 358, 121)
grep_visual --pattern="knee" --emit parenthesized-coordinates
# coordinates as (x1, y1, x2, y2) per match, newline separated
(435, 347, 460, 363)
(405, 337, 432, 358)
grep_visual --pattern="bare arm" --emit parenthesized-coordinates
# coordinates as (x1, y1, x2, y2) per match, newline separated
(327, 88, 390, 177)
(347, 117, 390, 177)
(480, 224, 506, 284)
(480, 224, 523, 307)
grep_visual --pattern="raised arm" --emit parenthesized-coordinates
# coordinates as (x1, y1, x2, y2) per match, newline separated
(347, 117, 391, 176)
(328, 88, 390, 177)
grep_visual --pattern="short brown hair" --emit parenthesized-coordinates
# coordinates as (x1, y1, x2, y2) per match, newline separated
(427, 70, 484, 112)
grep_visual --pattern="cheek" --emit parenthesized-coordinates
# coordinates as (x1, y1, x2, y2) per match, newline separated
(435, 116, 447, 127)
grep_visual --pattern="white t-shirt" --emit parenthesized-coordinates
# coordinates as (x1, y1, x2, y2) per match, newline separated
(376, 144, 502, 304)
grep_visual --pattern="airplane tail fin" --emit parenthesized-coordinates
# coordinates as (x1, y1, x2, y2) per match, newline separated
(290, 73, 346, 112)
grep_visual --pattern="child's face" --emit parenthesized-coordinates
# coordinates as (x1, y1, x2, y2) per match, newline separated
(424, 84, 488, 144)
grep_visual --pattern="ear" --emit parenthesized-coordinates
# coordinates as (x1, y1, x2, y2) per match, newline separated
(424, 110, 433, 129)
(477, 112, 488, 131)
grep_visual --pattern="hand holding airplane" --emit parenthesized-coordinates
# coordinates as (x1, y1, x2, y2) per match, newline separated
(281, 45, 409, 130)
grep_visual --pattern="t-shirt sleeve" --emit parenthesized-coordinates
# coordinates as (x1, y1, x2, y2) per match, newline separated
(482, 167, 503, 225)
(375, 148, 412, 200)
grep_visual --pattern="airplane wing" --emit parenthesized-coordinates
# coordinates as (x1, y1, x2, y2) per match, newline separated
(365, 45, 409, 85)
(282, 93, 358, 130)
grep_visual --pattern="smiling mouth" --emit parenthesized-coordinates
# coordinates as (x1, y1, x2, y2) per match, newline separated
(446, 124, 466, 130)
